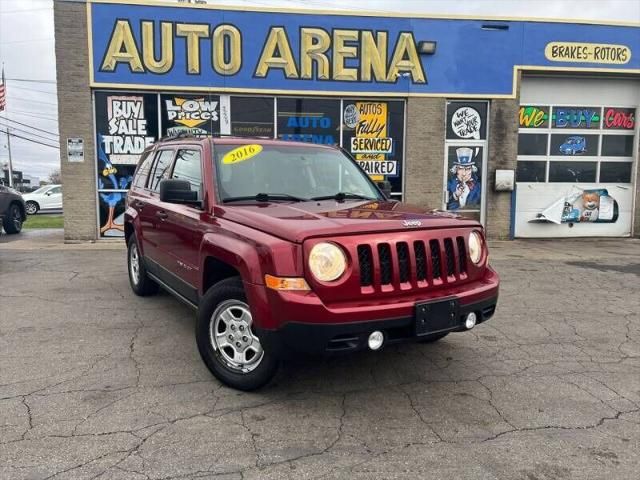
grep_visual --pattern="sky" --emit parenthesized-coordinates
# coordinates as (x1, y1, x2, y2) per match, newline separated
(0, 0, 639, 181)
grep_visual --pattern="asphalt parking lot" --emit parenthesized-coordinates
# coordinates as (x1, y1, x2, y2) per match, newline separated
(1, 232, 639, 479)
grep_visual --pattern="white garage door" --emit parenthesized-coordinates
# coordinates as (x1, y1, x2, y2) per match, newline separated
(515, 76, 639, 238)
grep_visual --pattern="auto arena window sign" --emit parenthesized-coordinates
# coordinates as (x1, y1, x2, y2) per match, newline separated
(88, 1, 640, 97)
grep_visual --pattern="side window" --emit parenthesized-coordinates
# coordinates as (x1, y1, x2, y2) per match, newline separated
(133, 151, 154, 189)
(171, 149, 202, 196)
(148, 150, 175, 192)
(49, 186, 62, 195)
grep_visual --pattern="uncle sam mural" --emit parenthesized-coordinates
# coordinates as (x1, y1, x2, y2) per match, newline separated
(446, 147, 483, 210)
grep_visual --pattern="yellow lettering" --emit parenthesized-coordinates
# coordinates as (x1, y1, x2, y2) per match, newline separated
(212, 24, 241, 75)
(300, 28, 330, 80)
(361, 31, 388, 82)
(101, 20, 143, 72)
(333, 29, 359, 81)
(141, 21, 173, 74)
(176, 23, 209, 74)
(255, 27, 298, 78)
(387, 32, 426, 83)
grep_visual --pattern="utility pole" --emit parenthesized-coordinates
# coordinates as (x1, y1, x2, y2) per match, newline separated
(6, 127, 13, 187)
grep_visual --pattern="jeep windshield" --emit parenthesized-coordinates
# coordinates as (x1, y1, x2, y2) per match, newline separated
(214, 143, 382, 203)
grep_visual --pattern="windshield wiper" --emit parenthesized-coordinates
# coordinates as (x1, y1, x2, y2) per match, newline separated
(311, 192, 376, 202)
(222, 193, 309, 203)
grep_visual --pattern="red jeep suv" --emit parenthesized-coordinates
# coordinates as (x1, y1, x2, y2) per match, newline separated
(125, 136, 499, 390)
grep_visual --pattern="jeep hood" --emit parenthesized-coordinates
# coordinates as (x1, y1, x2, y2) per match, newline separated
(217, 200, 480, 243)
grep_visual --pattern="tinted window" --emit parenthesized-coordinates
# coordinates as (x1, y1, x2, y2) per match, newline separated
(49, 186, 62, 194)
(133, 151, 154, 189)
(600, 162, 632, 183)
(148, 150, 175, 192)
(516, 161, 546, 182)
(548, 161, 597, 182)
(231, 97, 275, 137)
(172, 149, 202, 194)
(517, 134, 548, 156)
(549, 134, 598, 156)
(601, 135, 634, 157)
(277, 98, 340, 145)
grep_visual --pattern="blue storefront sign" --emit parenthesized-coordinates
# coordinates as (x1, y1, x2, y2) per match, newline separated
(88, 0, 640, 97)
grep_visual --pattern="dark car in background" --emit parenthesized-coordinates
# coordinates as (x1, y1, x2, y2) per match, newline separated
(0, 185, 26, 234)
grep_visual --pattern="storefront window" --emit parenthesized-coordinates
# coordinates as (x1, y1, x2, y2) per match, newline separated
(94, 91, 159, 237)
(516, 161, 546, 182)
(601, 135, 634, 157)
(277, 98, 340, 145)
(517, 133, 547, 156)
(548, 161, 597, 183)
(160, 94, 220, 136)
(599, 162, 633, 183)
(342, 100, 405, 196)
(231, 96, 274, 137)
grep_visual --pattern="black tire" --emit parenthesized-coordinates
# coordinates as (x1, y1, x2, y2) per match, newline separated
(25, 201, 39, 215)
(417, 332, 450, 343)
(3, 204, 23, 234)
(196, 277, 279, 391)
(127, 235, 159, 296)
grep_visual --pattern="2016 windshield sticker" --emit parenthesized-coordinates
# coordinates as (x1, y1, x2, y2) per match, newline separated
(222, 144, 263, 164)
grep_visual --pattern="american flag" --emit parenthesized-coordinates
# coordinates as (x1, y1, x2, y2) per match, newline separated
(0, 68, 6, 112)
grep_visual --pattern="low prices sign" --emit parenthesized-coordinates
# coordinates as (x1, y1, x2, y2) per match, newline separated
(346, 102, 395, 180)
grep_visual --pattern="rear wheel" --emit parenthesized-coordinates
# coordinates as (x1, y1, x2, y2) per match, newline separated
(25, 201, 39, 215)
(3, 204, 23, 234)
(196, 277, 279, 391)
(127, 235, 159, 296)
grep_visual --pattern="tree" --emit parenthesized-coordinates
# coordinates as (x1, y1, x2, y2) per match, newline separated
(49, 169, 61, 184)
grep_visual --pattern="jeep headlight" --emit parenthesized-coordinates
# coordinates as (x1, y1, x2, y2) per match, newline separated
(308, 242, 347, 282)
(468, 231, 483, 265)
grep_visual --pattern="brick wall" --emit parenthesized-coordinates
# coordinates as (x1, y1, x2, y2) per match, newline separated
(405, 96, 519, 239)
(404, 97, 446, 211)
(54, 0, 98, 241)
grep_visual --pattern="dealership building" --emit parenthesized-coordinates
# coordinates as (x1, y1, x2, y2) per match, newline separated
(53, 0, 640, 240)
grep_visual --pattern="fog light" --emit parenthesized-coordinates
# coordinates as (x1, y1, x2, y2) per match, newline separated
(465, 312, 477, 330)
(368, 331, 384, 350)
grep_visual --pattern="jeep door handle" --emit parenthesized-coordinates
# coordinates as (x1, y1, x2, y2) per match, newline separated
(156, 211, 168, 220)
(133, 201, 145, 209)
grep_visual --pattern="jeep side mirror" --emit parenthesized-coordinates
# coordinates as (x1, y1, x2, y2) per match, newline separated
(159, 179, 201, 207)
(376, 180, 392, 199)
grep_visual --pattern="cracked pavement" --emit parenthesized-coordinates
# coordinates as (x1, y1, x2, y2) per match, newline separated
(1, 234, 639, 479)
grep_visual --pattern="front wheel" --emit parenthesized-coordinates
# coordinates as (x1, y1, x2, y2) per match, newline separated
(3, 204, 23, 234)
(25, 201, 39, 215)
(196, 277, 279, 391)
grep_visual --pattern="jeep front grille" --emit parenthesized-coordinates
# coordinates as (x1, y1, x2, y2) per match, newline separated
(356, 236, 468, 288)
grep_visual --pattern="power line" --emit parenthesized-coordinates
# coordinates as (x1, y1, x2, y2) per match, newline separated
(0, 129, 59, 150)
(0, 117, 59, 136)
(7, 84, 57, 95)
(11, 96, 58, 107)
(0, 122, 60, 143)
(0, 38, 54, 45)
(5, 77, 56, 85)
(0, 7, 52, 14)
(10, 110, 58, 121)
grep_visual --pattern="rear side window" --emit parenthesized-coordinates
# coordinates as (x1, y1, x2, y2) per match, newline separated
(171, 149, 202, 196)
(148, 150, 175, 192)
(133, 151, 154, 189)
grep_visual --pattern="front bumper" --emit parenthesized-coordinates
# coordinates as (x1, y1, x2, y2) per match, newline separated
(257, 294, 497, 356)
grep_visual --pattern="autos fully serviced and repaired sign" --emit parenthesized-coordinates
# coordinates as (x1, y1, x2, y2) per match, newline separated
(88, 0, 639, 97)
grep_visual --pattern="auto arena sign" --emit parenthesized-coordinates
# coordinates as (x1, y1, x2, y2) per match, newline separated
(88, 1, 640, 97)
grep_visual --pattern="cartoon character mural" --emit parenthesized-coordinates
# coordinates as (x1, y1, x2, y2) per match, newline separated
(531, 187, 619, 224)
(446, 147, 482, 210)
(97, 134, 133, 236)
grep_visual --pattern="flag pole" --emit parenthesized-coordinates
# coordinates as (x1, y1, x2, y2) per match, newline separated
(1, 65, 13, 187)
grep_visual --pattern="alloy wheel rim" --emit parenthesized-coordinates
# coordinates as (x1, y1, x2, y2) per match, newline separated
(12, 209, 22, 230)
(210, 300, 264, 373)
(130, 244, 140, 285)
(26, 203, 36, 215)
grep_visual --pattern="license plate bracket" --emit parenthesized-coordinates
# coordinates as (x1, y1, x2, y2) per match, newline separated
(415, 298, 459, 336)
